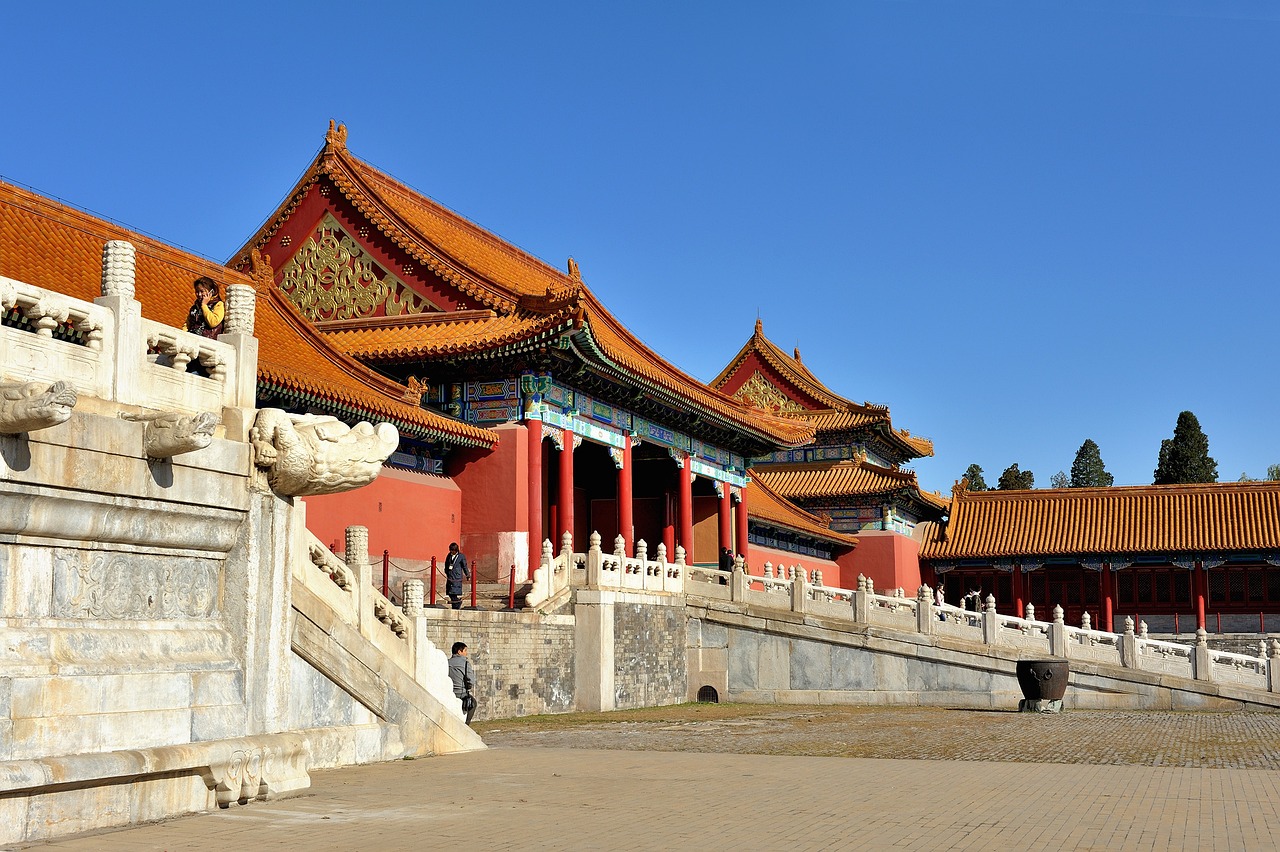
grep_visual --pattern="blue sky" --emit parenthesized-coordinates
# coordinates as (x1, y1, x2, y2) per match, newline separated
(4, 1, 1277, 492)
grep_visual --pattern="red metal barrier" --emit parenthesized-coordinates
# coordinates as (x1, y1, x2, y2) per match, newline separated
(1174, 612, 1179, 634)
(1217, 612, 1222, 634)
(470, 564, 477, 609)
(429, 556, 437, 606)
(508, 564, 516, 610)
(1263, 612, 1267, 634)
(382, 550, 389, 599)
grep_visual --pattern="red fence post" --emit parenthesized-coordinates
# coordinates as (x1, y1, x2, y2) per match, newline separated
(470, 564, 478, 610)
(1217, 612, 1222, 634)
(382, 550, 390, 599)
(508, 564, 516, 610)
(429, 556, 438, 606)
(1174, 612, 1179, 635)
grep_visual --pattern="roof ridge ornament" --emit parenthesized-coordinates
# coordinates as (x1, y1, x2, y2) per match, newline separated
(953, 477, 970, 496)
(793, 346, 802, 362)
(326, 120, 348, 152)
(249, 247, 274, 293)
(754, 317, 764, 336)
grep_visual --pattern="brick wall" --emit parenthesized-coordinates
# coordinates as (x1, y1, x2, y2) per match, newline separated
(423, 610, 576, 721)
(613, 600, 687, 709)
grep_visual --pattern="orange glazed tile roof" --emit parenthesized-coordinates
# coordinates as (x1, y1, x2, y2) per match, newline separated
(712, 319, 934, 459)
(237, 124, 814, 449)
(748, 477, 859, 548)
(754, 460, 950, 511)
(918, 481, 1280, 561)
(0, 180, 494, 449)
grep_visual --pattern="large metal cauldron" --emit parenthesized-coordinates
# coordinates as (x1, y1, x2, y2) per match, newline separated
(1015, 659, 1068, 712)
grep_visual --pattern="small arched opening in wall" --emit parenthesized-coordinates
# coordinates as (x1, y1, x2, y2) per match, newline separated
(697, 685, 719, 703)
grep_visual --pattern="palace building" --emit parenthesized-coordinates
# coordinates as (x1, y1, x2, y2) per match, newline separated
(919, 480, 1280, 633)
(712, 318, 946, 587)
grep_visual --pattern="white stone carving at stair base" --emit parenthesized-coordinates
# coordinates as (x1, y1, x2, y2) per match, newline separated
(251, 408, 398, 496)
(120, 410, 221, 457)
(0, 380, 77, 433)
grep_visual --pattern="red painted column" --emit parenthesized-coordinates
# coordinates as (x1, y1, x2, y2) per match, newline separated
(678, 457, 694, 562)
(1102, 566, 1114, 633)
(718, 483, 732, 555)
(1013, 565, 1024, 617)
(662, 492, 675, 557)
(557, 429, 574, 546)
(618, 437, 634, 554)
(734, 486, 750, 566)
(1194, 560, 1207, 630)
(526, 419, 543, 577)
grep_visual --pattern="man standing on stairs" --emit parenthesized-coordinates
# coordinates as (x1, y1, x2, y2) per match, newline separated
(445, 542, 469, 610)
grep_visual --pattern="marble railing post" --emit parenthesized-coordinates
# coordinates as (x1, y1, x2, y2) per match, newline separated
(916, 585, 934, 635)
(346, 525, 373, 636)
(790, 566, 807, 613)
(1049, 605, 1067, 658)
(586, 531, 603, 586)
(94, 240, 142, 405)
(730, 555, 747, 602)
(982, 594, 998, 645)
(1120, 617, 1139, 668)
(1193, 628, 1212, 681)
(853, 575, 871, 622)
(220, 282, 260, 438)
(1268, 640, 1280, 693)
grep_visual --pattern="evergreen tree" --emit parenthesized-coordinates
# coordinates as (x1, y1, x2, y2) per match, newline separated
(1153, 411, 1218, 484)
(1269, 464, 1280, 481)
(962, 463, 989, 491)
(1050, 470, 1069, 489)
(997, 463, 1035, 490)
(1069, 439, 1115, 488)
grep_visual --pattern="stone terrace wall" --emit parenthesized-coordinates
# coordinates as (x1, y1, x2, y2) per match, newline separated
(614, 599, 687, 709)
(423, 609, 576, 721)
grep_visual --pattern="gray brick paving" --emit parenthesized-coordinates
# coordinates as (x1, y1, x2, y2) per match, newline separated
(18, 708, 1280, 850)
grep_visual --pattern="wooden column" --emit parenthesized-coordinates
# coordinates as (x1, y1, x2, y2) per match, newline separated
(1194, 560, 1207, 630)
(678, 456, 694, 562)
(527, 418, 543, 576)
(618, 436, 634, 554)
(717, 482, 733, 555)
(734, 486, 749, 565)
(1102, 565, 1114, 633)
(557, 429, 574, 544)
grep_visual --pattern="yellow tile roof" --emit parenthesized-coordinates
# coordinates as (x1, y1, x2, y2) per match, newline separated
(918, 481, 1280, 561)
(747, 477, 859, 548)
(712, 319, 933, 458)
(236, 124, 815, 449)
(0, 180, 495, 448)
(754, 460, 950, 510)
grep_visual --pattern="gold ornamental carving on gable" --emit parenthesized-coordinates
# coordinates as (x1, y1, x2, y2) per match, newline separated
(278, 215, 437, 321)
(734, 371, 806, 414)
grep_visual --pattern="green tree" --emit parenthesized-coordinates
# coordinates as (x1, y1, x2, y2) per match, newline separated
(1050, 470, 1069, 489)
(962, 463, 989, 491)
(1153, 411, 1218, 484)
(1268, 464, 1280, 481)
(997, 463, 1035, 490)
(1070, 439, 1115, 487)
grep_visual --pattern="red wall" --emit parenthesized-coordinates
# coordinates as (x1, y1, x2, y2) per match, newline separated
(843, 530, 922, 593)
(451, 423, 529, 581)
(303, 466, 461, 564)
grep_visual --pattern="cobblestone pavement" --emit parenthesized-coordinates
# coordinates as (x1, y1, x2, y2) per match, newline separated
(18, 707, 1280, 851)
(479, 704, 1280, 769)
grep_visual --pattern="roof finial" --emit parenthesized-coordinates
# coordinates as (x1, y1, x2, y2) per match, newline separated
(249, 247, 274, 293)
(326, 120, 348, 151)
(754, 317, 763, 336)
(567, 256, 581, 283)
(793, 346, 802, 362)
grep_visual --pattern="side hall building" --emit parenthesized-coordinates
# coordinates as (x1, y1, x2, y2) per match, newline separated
(918, 480, 1280, 634)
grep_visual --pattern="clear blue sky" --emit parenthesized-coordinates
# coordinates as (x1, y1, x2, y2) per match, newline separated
(5, 1, 1277, 493)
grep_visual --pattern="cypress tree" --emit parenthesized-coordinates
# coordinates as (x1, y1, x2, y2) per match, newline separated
(1153, 411, 1218, 484)
(997, 464, 1035, 490)
(962, 463, 989, 491)
(1070, 439, 1114, 487)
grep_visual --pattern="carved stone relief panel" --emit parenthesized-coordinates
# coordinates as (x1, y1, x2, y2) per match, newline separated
(50, 548, 220, 619)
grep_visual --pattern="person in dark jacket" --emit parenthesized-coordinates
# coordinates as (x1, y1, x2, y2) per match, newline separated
(444, 542, 469, 609)
(447, 642, 476, 724)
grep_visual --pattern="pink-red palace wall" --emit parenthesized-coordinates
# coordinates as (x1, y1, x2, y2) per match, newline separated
(303, 466, 462, 565)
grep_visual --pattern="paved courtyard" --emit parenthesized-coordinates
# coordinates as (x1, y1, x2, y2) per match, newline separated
(18, 707, 1280, 850)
